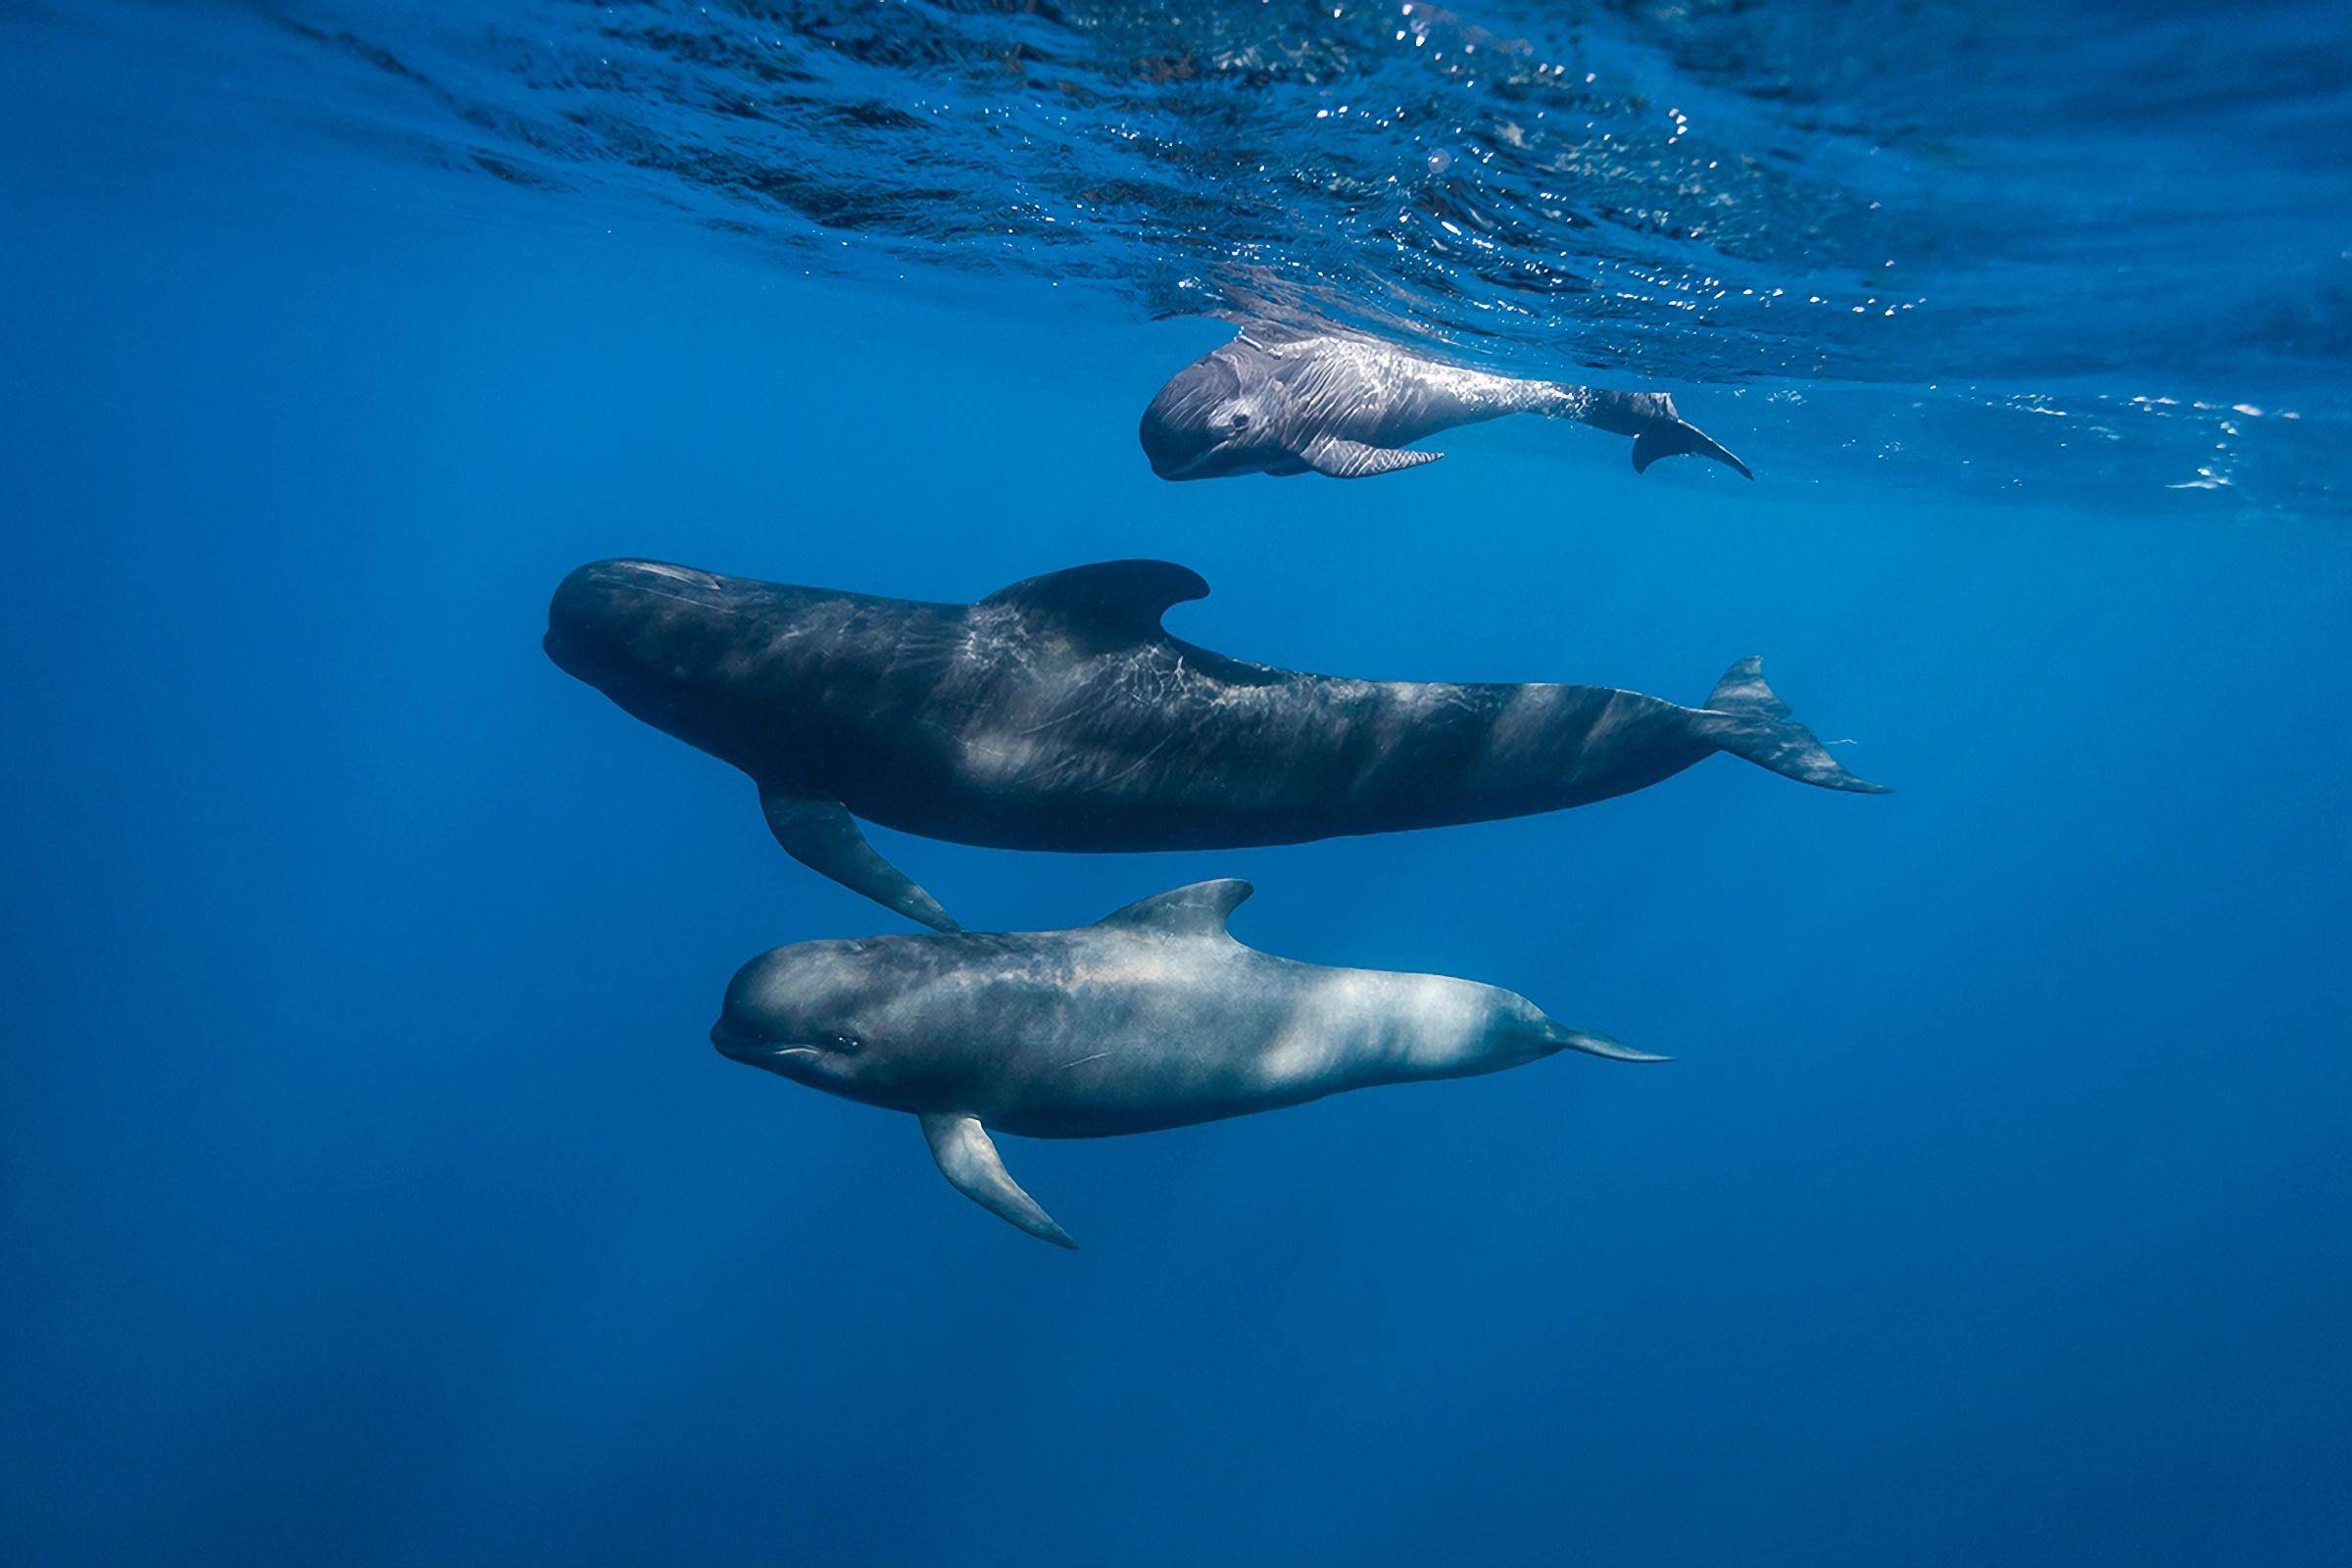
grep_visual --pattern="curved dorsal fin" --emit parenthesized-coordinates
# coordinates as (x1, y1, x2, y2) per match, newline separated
(979, 560, 1208, 643)
(1233, 320, 1321, 353)
(1096, 879, 1253, 937)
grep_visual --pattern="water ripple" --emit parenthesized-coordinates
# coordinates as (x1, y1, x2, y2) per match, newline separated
(25, 0, 2348, 514)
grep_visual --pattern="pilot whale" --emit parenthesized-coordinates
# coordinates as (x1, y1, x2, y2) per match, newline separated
(1139, 324, 1752, 480)
(544, 558, 1886, 930)
(711, 878, 1662, 1247)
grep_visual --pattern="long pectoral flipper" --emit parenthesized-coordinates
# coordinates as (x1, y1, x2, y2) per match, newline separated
(920, 1112, 1077, 1250)
(759, 786, 961, 932)
(1299, 433, 1445, 478)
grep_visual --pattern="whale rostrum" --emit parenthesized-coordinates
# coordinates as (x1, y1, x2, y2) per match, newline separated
(710, 878, 1666, 1247)
(545, 558, 1886, 929)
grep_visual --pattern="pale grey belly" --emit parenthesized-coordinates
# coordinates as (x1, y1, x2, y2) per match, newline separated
(980, 1040, 1334, 1139)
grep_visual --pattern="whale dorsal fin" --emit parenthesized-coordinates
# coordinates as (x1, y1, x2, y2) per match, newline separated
(1096, 878, 1253, 937)
(980, 561, 1208, 643)
(1234, 320, 1320, 355)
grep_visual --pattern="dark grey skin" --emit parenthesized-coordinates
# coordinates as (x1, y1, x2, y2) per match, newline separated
(545, 558, 1886, 930)
(711, 878, 1663, 1248)
(1139, 324, 1753, 481)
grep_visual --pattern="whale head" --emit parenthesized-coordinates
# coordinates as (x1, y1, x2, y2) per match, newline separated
(1139, 353, 1274, 479)
(710, 938, 949, 1109)
(544, 559, 765, 758)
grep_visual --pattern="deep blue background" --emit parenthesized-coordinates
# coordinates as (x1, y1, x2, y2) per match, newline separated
(6, 18, 2350, 1566)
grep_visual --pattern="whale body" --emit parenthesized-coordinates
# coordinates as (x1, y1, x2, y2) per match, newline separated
(545, 558, 1886, 930)
(1139, 325, 1752, 481)
(711, 878, 1662, 1247)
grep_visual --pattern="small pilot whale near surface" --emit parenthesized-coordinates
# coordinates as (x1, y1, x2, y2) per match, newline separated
(1139, 323, 1752, 481)
(711, 878, 1661, 1247)
(545, 557, 1886, 931)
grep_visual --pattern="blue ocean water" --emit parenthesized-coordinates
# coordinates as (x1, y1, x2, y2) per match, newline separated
(4, 2, 2349, 1563)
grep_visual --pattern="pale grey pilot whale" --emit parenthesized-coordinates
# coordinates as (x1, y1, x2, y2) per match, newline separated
(711, 878, 1661, 1247)
(544, 558, 1885, 931)
(1139, 324, 1752, 480)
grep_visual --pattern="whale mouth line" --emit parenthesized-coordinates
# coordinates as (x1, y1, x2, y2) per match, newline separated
(710, 1023, 823, 1061)
(1152, 437, 1239, 480)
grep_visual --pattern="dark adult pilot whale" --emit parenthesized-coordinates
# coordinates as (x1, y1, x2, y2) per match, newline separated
(544, 558, 1886, 931)
(711, 878, 1662, 1247)
(1139, 323, 1752, 481)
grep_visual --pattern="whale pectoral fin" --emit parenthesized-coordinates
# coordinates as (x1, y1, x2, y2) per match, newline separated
(758, 787, 961, 932)
(919, 1112, 1077, 1250)
(1299, 434, 1445, 479)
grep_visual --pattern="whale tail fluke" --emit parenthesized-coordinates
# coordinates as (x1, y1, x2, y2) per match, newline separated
(1693, 657, 1890, 795)
(1565, 388, 1753, 479)
(1632, 417, 1753, 480)
(1548, 1024, 1671, 1064)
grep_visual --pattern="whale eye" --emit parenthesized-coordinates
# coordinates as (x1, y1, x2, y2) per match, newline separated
(825, 1033, 863, 1054)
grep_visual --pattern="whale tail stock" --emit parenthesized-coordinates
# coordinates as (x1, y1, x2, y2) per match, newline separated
(1691, 657, 1890, 795)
